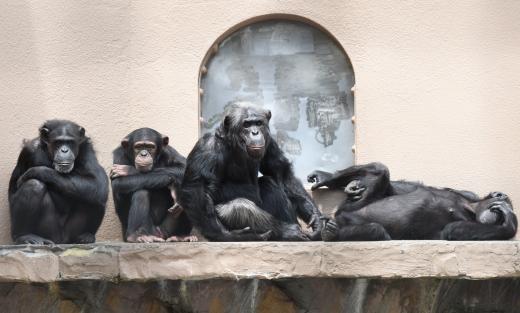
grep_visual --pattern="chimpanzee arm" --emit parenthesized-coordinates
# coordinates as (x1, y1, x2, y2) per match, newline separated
(260, 140, 322, 237)
(111, 146, 186, 194)
(16, 143, 108, 207)
(441, 209, 518, 240)
(180, 137, 268, 241)
(307, 162, 389, 191)
(8, 144, 33, 199)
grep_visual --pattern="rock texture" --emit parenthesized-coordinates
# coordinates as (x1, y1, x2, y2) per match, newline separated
(0, 278, 520, 312)
(0, 243, 519, 312)
(0, 241, 519, 282)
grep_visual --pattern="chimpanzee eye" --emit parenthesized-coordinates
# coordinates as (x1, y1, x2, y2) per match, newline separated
(243, 121, 252, 128)
(255, 121, 263, 126)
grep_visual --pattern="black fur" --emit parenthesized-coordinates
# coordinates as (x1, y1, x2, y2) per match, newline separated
(180, 104, 322, 241)
(308, 162, 518, 241)
(9, 120, 108, 245)
(111, 128, 191, 242)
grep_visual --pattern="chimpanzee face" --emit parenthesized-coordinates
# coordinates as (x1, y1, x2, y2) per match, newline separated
(121, 128, 168, 173)
(474, 192, 513, 225)
(40, 121, 86, 174)
(220, 105, 272, 160)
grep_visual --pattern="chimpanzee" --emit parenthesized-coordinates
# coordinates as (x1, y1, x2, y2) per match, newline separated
(8, 120, 108, 245)
(111, 128, 195, 243)
(308, 162, 518, 241)
(179, 103, 322, 241)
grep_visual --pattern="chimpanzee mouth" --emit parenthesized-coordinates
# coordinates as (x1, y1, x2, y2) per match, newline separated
(247, 145, 265, 158)
(54, 162, 74, 173)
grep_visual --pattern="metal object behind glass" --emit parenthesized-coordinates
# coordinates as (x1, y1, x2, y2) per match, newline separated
(200, 20, 355, 182)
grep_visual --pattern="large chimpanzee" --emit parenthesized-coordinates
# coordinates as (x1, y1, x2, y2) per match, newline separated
(308, 162, 518, 241)
(111, 128, 195, 243)
(180, 103, 322, 241)
(9, 120, 108, 245)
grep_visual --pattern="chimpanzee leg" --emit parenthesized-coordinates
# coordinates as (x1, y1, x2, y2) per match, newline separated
(335, 163, 391, 212)
(10, 179, 60, 244)
(126, 190, 161, 242)
(322, 211, 391, 241)
(62, 205, 104, 244)
(258, 176, 309, 241)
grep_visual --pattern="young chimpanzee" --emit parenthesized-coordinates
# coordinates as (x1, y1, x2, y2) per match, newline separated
(111, 128, 195, 243)
(180, 103, 322, 241)
(9, 120, 108, 245)
(308, 162, 518, 241)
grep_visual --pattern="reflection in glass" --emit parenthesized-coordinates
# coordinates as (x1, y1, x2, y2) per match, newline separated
(200, 20, 355, 182)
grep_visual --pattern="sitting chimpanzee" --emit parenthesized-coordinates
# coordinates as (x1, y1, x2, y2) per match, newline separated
(111, 128, 195, 243)
(308, 162, 517, 241)
(9, 120, 108, 245)
(180, 103, 322, 241)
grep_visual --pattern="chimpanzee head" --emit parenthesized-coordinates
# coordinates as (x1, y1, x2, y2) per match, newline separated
(39, 120, 87, 174)
(473, 192, 514, 225)
(121, 128, 169, 172)
(217, 103, 272, 160)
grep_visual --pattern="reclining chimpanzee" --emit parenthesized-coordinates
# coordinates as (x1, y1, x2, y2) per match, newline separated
(9, 120, 108, 244)
(111, 128, 195, 243)
(180, 103, 322, 241)
(308, 162, 517, 241)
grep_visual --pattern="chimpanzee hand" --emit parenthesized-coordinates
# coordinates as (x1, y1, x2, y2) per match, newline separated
(168, 203, 184, 218)
(308, 213, 323, 240)
(307, 170, 333, 191)
(345, 180, 366, 201)
(321, 217, 339, 241)
(110, 164, 138, 179)
(17, 166, 53, 188)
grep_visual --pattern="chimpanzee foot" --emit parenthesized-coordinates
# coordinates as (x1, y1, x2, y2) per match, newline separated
(228, 227, 272, 241)
(166, 235, 198, 242)
(128, 235, 165, 243)
(345, 180, 366, 201)
(280, 224, 310, 241)
(307, 170, 333, 190)
(321, 220, 339, 241)
(15, 234, 55, 245)
(76, 233, 96, 244)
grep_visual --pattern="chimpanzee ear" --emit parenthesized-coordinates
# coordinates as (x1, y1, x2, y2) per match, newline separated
(39, 127, 50, 143)
(162, 136, 169, 147)
(121, 137, 130, 149)
(216, 115, 231, 139)
(223, 115, 231, 130)
(78, 126, 86, 142)
(78, 126, 85, 137)
(265, 110, 272, 122)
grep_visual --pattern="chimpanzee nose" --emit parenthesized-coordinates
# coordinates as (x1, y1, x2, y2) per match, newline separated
(492, 192, 507, 200)
(140, 150, 148, 156)
(60, 147, 69, 153)
(252, 130, 259, 136)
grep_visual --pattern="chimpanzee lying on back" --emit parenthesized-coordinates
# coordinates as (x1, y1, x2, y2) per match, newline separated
(180, 103, 322, 241)
(9, 120, 108, 244)
(308, 163, 517, 241)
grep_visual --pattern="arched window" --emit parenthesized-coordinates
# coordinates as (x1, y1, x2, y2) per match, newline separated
(200, 18, 355, 182)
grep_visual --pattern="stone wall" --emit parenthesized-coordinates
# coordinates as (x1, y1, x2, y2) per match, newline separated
(1, 278, 519, 313)
(0, 242, 519, 312)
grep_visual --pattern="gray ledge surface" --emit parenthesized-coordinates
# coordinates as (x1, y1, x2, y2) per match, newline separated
(0, 241, 518, 282)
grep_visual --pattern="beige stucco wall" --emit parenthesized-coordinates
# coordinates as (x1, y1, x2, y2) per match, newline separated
(0, 1, 519, 243)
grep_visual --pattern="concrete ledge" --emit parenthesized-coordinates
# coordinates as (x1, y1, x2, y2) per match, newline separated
(0, 241, 518, 282)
